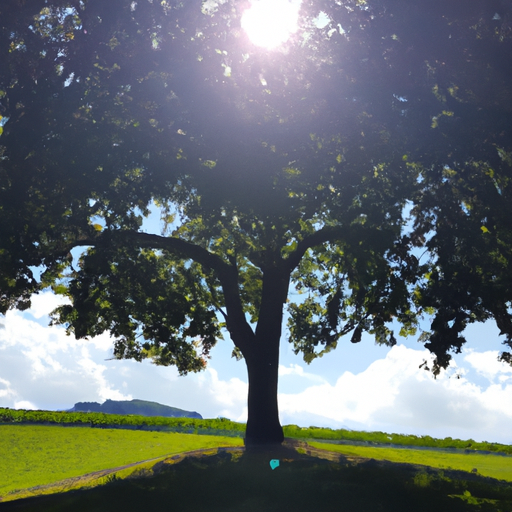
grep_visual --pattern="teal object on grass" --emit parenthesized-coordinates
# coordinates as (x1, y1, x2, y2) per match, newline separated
(270, 459, 280, 470)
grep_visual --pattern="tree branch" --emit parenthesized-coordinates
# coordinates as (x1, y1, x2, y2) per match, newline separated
(129, 232, 258, 351)
(123, 232, 230, 272)
(285, 226, 347, 272)
(69, 230, 256, 352)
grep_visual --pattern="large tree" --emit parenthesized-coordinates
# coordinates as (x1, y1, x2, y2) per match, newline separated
(1, 0, 511, 446)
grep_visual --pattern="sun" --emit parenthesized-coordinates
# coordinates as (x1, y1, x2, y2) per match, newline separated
(241, 0, 300, 49)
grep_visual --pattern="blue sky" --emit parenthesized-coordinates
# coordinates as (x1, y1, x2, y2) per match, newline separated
(2, 205, 512, 444)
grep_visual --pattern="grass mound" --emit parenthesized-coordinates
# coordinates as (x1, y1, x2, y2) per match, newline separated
(3, 446, 512, 512)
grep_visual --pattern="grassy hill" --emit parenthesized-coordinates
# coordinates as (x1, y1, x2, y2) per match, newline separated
(3, 411, 512, 510)
(2, 427, 512, 511)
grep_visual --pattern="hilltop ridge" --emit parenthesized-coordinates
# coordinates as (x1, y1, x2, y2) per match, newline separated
(67, 399, 202, 419)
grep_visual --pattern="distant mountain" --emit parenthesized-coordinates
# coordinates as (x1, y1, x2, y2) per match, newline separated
(67, 399, 202, 419)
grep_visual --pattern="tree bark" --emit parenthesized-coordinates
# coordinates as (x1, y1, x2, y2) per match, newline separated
(244, 335, 284, 447)
(242, 264, 288, 448)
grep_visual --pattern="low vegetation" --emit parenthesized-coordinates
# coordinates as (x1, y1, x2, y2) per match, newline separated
(2, 407, 511, 454)
(0, 407, 245, 436)
(283, 425, 512, 454)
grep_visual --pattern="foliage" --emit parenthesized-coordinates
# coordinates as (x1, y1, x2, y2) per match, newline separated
(0, 0, 437, 360)
(1, 0, 512, 443)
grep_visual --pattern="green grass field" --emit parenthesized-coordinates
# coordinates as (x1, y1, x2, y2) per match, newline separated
(5, 423, 512, 510)
(4, 441, 512, 512)
(0, 424, 243, 498)
(308, 442, 512, 482)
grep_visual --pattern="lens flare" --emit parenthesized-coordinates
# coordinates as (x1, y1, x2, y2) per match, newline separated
(241, 0, 300, 49)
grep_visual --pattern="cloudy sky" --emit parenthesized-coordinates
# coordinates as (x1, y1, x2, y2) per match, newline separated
(2, 288, 512, 445)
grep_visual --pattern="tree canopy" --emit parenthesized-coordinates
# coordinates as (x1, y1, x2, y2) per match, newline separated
(1, 0, 512, 445)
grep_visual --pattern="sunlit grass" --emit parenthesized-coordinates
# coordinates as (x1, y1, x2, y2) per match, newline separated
(309, 441, 512, 482)
(5, 422, 512, 508)
(0, 424, 243, 498)
(6, 446, 512, 512)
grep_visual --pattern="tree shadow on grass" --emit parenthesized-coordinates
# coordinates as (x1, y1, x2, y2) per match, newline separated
(2, 445, 512, 512)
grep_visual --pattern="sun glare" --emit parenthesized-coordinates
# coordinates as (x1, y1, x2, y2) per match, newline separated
(241, 0, 300, 49)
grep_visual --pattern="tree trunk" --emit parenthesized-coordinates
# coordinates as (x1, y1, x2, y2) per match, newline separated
(244, 336, 284, 447)
(243, 264, 288, 448)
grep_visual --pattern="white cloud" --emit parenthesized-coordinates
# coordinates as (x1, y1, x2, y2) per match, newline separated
(14, 400, 37, 410)
(0, 305, 131, 409)
(464, 350, 512, 383)
(235, 407, 248, 423)
(477, 383, 512, 417)
(279, 345, 431, 425)
(76, 356, 132, 403)
(0, 376, 15, 401)
(279, 363, 327, 384)
(196, 367, 247, 415)
(27, 291, 70, 319)
(278, 345, 512, 443)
